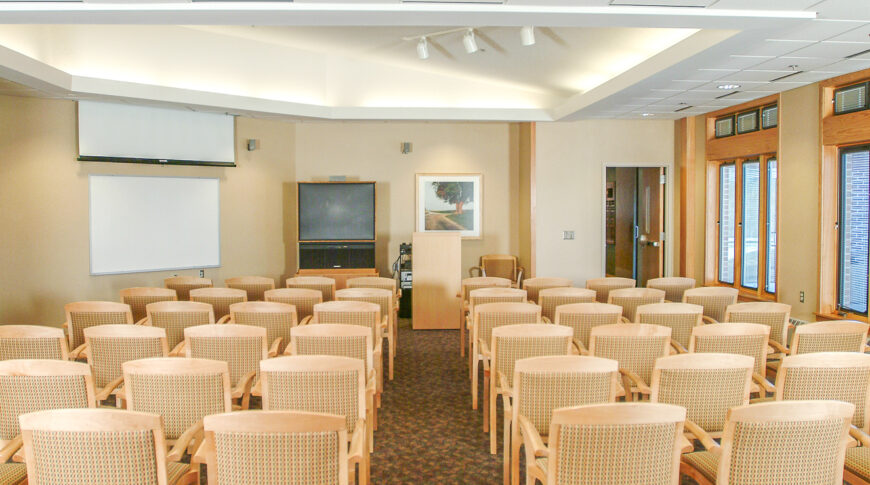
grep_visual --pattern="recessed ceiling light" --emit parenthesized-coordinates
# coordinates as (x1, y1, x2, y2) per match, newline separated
(717, 84, 741, 90)
(641, 113, 654, 117)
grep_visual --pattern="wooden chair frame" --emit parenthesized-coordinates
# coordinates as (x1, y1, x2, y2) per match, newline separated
(585, 277, 636, 303)
(84, 324, 169, 405)
(682, 286, 738, 324)
(164, 276, 213, 301)
(724, 302, 792, 353)
(552, 302, 623, 355)
(143, 301, 215, 356)
(190, 288, 248, 322)
(646, 276, 696, 303)
(466, 288, 528, 365)
(689, 322, 774, 394)
(225, 276, 276, 302)
(0, 325, 70, 360)
(520, 277, 573, 305)
(336, 287, 396, 381)
(635, 302, 704, 353)
(791, 320, 870, 354)
(470, 254, 524, 288)
(286, 276, 337, 302)
(589, 323, 672, 401)
(458, 277, 513, 357)
(120, 287, 178, 324)
(63, 301, 134, 360)
(347, 277, 401, 360)
(225, 301, 297, 357)
(607, 287, 666, 322)
(264, 288, 322, 325)
(536, 287, 596, 324)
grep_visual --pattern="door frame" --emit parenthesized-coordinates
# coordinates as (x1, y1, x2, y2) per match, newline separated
(600, 162, 674, 279)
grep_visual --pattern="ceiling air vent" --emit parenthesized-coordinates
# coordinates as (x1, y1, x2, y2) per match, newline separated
(770, 71, 804, 82)
(609, 0, 715, 6)
(674, 105, 694, 112)
(846, 48, 870, 59)
(715, 91, 740, 99)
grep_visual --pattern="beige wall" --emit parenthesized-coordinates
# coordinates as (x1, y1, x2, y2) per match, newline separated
(0, 95, 295, 324)
(293, 121, 520, 278)
(534, 119, 676, 285)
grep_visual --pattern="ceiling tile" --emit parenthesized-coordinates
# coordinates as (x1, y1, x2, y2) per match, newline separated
(766, 19, 867, 42)
(699, 56, 771, 70)
(719, 70, 793, 82)
(743, 40, 816, 57)
(665, 91, 720, 101)
(818, 58, 870, 73)
(748, 56, 839, 71)
(811, 0, 870, 21)
(826, 23, 870, 42)
(787, 40, 870, 58)
(709, 0, 819, 8)
(770, 70, 838, 83)
(673, 70, 729, 82)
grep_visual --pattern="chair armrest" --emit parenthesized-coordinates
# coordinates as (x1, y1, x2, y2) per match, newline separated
(542, 316, 552, 324)
(618, 368, 651, 397)
(380, 315, 389, 331)
(217, 315, 231, 324)
(683, 419, 720, 454)
(349, 419, 366, 463)
(95, 375, 126, 402)
(497, 371, 511, 392)
(169, 341, 187, 357)
(619, 316, 631, 323)
(572, 338, 590, 356)
(516, 268, 524, 288)
(232, 371, 257, 410)
(299, 315, 312, 326)
(268, 338, 282, 358)
(191, 433, 214, 465)
(701, 316, 718, 325)
(135, 317, 149, 325)
(518, 415, 547, 458)
(851, 425, 870, 447)
(174, 470, 200, 485)
(69, 342, 88, 360)
(0, 436, 22, 463)
(479, 340, 492, 359)
(678, 434, 693, 453)
(752, 372, 775, 393)
(670, 339, 688, 354)
(469, 266, 483, 278)
(768, 340, 789, 354)
(167, 420, 204, 462)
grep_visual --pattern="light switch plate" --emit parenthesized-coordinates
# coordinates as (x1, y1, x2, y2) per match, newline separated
(563, 230, 575, 240)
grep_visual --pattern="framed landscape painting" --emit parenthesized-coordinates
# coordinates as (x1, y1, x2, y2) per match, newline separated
(416, 173, 482, 239)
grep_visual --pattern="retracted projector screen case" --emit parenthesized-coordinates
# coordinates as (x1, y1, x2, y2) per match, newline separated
(88, 175, 221, 275)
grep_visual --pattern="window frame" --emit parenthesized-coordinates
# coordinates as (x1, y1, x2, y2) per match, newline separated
(833, 81, 869, 116)
(736, 109, 760, 135)
(761, 104, 778, 129)
(836, 144, 870, 316)
(714, 115, 735, 138)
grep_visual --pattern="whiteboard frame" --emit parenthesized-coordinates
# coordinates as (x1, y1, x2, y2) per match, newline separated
(88, 174, 222, 276)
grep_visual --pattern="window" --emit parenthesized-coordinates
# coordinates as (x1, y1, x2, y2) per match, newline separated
(715, 156, 778, 296)
(736, 110, 759, 134)
(715, 116, 735, 138)
(839, 147, 870, 315)
(761, 105, 778, 129)
(834, 82, 868, 115)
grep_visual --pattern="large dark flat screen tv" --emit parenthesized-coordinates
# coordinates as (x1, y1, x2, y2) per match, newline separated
(298, 182, 375, 241)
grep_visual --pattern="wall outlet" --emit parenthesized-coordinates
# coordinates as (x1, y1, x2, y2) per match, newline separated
(200, 269, 205, 278)
(562, 230, 575, 240)
(799, 291, 805, 303)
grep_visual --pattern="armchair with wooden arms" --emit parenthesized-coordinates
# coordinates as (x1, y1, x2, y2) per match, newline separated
(536, 287, 595, 324)
(589, 323, 672, 402)
(466, 288, 527, 366)
(521, 403, 686, 485)
(62, 301, 134, 361)
(225, 276, 276, 302)
(259, 355, 369, 485)
(183, 324, 267, 410)
(120, 287, 178, 324)
(607, 287, 665, 322)
(486, 324, 572, 454)
(84, 324, 169, 406)
(164, 276, 213, 301)
(123, 357, 233, 480)
(689, 322, 775, 396)
(224, 301, 297, 356)
(189, 288, 247, 322)
(469, 254, 524, 288)
(143, 301, 215, 357)
(520, 277, 572, 305)
(458, 277, 512, 357)
(507, 355, 618, 485)
(20, 408, 198, 485)
(680, 400, 853, 485)
(337, 287, 396, 381)
(635, 302, 704, 353)
(682, 286, 738, 324)
(724, 302, 792, 365)
(348, 276, 402, 355)
(286, 276, 337, 302)
(552, 302, 622, 355)
(199, 411, 353, 485)
(646, 276, 696, 303)
(265, 288, 323, 325)
(790, 320, 869, 354)
(585, 277, 635, 303)
(0, 325, 69, 360)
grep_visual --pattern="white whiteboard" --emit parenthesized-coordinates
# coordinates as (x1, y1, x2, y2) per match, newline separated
(78, 101, 235, 164)
(89, 175, 221, 275)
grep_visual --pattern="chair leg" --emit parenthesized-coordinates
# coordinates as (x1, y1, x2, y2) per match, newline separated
(511, 426, 522, 485)
(489, 384, 497, 453)
(483, 372, 490, 432)
(460, 308, 466, 357)
(471, 351, 479, 410)
(503, 413, 511, 485)
(388, 335, 395, 381)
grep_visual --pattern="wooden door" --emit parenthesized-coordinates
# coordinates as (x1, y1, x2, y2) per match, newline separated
(637, 167, 665, 286)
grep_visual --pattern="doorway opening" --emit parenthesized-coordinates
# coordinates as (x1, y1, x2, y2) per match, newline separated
(605, 167, 666, 286)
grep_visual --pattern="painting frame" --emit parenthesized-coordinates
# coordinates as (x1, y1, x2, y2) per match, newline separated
(415, 173, 482, 239)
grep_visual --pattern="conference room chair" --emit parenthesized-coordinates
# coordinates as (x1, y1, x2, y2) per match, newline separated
(469, 254, 524, 288)
(120, 287, 178, 324)
(348, 277, 401, 353)
(585, 276, 635, 303)
(682, 286, 738, 323)
(199, 410, 353, 485)
(680, 400, 853, 485)
(337, 287, 396, 381)
(607, 287, 666, 322)
(286, 275, 337, 302)
(459, 276, 512, 357)
(142, 300, 215, 356)
(507, 355, 619, 485)
(84, 324, 169, 406)
(19, 408, 198, 485)
(0, 325, 69, 360)
(311, 301, 385, 408)
(0, 358, 96, 474)
(184, 324, 267, 410)
(123, 357, 232, 468)
(260, 355, 369, 485)
(589, 323, 672, 401)
(164, 276, 213, 301)
(724, 301, 792, 357)
(520, 277, 572, 305)
(689, 322, 774, 395)
(224, 301, 297, 355)
(536, 287, 595, 324)
(552, 302, 623, 354)
(190, 287, 247, 322)
(466, 287, 527, 363)
(646, 276, 696, 303)
(225, 276, 275, 302)
(63, 301, 134, 360)
(264, 287, 322, 324)
(635, 302, 704, 352)
(288, 323, 378, 448)
(772, 352, 870, 433)
(470, 302, 541, 411)
(521, 403, 686, 485)
(650, 353, 753, 441)
(485, 324, 572, 454)
(846, 427, 870, 485)
(789, 320, 869, 354)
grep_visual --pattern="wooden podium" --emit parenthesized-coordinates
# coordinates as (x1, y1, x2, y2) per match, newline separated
(412, 232, 461, 330)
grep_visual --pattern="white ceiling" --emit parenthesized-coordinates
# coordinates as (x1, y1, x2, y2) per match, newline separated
(0, 0, 866, 120)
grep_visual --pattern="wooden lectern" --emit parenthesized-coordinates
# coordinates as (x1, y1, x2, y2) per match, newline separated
(412, 232, 461, 329)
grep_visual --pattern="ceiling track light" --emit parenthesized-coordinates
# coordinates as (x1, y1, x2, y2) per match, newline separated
(520, 26, 535, 46)
(463, 29, 479, 54)
(417, 37, 429, 60)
